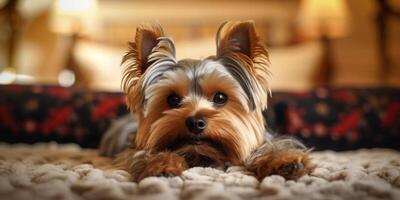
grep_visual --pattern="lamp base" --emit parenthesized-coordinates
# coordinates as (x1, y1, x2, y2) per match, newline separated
(313, 35, 335, 87)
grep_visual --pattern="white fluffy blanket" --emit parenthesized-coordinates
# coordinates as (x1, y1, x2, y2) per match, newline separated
(0, 143, 400, 200)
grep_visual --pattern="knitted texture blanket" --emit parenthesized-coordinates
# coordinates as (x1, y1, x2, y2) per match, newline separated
(0, 143, 399, 200)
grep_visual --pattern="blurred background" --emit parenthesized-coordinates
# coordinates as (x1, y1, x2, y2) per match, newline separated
(0, 0, 399, 91)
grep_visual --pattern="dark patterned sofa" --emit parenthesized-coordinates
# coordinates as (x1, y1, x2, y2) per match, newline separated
(0, 84, 399, 151)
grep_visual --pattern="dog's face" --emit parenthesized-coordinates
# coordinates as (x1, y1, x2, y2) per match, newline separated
(122, 21, 270, 166)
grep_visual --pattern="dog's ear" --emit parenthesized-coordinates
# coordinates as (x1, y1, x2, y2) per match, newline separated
(122, 24, 176, 112)
(135, 25, 164, 71)
(123, 24, 175, 76)
(216, 21, 263, 60)
(216, 21, 270, 110)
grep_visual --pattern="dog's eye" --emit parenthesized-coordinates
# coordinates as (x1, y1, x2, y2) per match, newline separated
(167, 93, 182, 108)
(213, 92, 228, 106)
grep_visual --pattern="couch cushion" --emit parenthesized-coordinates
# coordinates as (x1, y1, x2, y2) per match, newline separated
(1, 84, 399, 151)
(265, 88, 400, 151)
(0, 84, 128, 148)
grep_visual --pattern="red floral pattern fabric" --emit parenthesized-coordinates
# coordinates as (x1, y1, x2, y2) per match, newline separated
(1, 85, 399, 150)
(265, 88, 400, 150)
(0, 85, 127, 148)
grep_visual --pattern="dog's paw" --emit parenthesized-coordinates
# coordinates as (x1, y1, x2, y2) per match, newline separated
(272, 153, 310, 179)
(137, 152, 188, 181)
(249, 150, 313, 180)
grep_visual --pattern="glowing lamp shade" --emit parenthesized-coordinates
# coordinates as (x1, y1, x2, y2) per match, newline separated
(297, 0, 350, 38)
(49, 0, 99, 35)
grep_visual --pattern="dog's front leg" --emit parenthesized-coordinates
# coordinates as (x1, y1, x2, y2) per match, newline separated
(113, 148, 188, 182)
(245, 139, 314, 181)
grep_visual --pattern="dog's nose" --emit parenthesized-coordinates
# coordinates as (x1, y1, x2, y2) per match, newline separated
(185, 116, 207, 135)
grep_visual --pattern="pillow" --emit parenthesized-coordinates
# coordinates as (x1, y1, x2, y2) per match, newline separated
(268, 41, 323, 91)
(73, 41, 124, 91)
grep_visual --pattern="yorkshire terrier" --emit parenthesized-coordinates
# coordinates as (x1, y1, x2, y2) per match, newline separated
(100, 21, 313, 182)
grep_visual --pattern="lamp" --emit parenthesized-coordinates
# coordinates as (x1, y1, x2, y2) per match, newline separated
(49, 0, 99, 87)
(297, 0, 351, 85)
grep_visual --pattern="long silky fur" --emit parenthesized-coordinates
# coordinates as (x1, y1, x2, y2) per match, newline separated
(110, 21, 312, 182)
(244, 137, 310, 167)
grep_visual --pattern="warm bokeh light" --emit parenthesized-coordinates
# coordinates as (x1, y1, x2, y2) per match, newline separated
(57, 68, 76, 87)
(0, 68, 16, 84)
(49, 0, 99, 35)
(297, 0, 351, 38)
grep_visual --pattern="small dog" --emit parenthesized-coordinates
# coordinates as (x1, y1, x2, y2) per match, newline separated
(101, 21, 313, 182)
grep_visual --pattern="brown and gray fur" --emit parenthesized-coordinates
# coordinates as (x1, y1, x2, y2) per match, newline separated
(101, 21, 313, 182)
